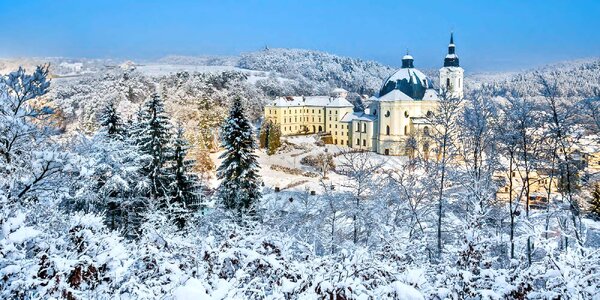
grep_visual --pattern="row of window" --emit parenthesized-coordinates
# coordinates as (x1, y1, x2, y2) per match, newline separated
(268, 108, 343, 115)
(282, 117, 323, 124)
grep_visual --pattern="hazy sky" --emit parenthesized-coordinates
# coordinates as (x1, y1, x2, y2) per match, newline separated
(1, 0, 598, 72)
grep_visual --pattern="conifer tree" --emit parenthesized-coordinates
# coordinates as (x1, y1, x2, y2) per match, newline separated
(217, 97, 262, 212)
(167, 125, 202, 228)
(259, 120, 271, 149)
(99, 102, 124, 138)
(267, 123, 281, 155)
(136, 93, 173, 200)
(590, 183, 600, 219)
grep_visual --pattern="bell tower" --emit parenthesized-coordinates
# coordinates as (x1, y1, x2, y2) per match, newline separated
(439, 33, 464, 99)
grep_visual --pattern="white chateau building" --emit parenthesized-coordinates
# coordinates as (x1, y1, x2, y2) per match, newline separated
(264, 33, 464, 156)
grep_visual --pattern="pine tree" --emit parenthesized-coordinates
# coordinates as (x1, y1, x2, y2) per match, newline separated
(136, 93, 173, 200)
(99, 102, 124, 138)
(217, 97, 262, 212)
(589, 183, 600, 219)
(167, 125, 202, 228)
(267, 123, 281, 155)
(259, 120, 271, 149)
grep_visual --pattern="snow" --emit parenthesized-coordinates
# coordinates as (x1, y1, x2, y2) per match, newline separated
(174, 278, 210, 300)
(6, 227, 41, 243)
(377, 89, 413, 101)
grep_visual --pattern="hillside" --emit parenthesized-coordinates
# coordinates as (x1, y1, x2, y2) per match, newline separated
(238, 48, 395, 95)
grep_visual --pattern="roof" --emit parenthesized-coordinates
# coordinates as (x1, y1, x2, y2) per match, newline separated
(379, 67, 432, 99)
(422, 89, 440, 101)
(376, 89, 413, 101)
(327, 97, 353, 107)
(340, 111, 376, 123)
(266, 96, 353, 107)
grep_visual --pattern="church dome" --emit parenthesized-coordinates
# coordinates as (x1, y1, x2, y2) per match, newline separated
(379, 54, 433, 100)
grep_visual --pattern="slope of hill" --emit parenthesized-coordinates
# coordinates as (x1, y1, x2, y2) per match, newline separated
(468, 57, 600, 99)
(237, 48, 395, 95)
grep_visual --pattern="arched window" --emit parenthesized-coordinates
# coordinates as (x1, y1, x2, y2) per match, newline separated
(446, 78, 450, 88)
(362, 123, 367, 132)
(363, 139, 366, 146)
(386, 125, 390, 135)
(385, 111, 391, 117)
(423, 126, 430, 136)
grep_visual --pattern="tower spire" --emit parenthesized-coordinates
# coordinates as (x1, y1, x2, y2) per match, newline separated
(443, 32, 459, 67)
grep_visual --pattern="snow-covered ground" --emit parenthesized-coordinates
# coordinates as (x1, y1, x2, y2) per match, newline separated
(211, 134, 407, 196)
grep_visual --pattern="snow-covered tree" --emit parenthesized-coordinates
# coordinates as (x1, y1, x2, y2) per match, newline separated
(134, 93, 173, 200)
(167, 125, 203, 228)
(217, 97, 261, 212)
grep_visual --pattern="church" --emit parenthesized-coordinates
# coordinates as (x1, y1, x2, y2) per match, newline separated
(264, 33, 464, 156)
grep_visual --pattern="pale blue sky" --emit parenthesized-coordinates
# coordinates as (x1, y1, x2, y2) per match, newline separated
(0, 0, 598, 71)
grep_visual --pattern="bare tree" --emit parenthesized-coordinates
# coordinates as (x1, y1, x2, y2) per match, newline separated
(538, 73, 585, 252)
(426, 91, 462, 258)
(337, 150, 383, 245)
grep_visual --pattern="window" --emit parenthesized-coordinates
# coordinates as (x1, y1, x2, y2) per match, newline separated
(404, 111, 409, 118)
(423, 79, 427, 86)
(335, 139, 337, 144)
(426, 111, 433, 118)
(446, 78, 450, 88)
(404, 126, 408, 135)
(356, 139, 360, 146)
(384, 149, 389, 155)
(362, 123, 367, 132)
(385, 111, 390, 117)
(356, 123, 359, 132)
(312, 109, 315, 113)
(329, 117, 332, 121)
(423, 126, 429, 136)
(335, 124, 337, 128)
(336, 110, 338, 114)
(329, 124, 331, 128)
(373, 109, 377, 116)
(284, 110, 286, 115)
(386, 125, 390, 135)
(363, 139, 366, 146)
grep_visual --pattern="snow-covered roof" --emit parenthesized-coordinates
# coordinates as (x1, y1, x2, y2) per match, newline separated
(331, 87, 347, 93)
(422, 89, 440, 101)
(402, 54, 414, 60)
(376, 89, 413, 101)
(326, 97, 353, 107)
(266, 96, 353, 107)
(445, 54, 458, 59)
(381, 68, 428, 90)
(340, 111, 376, 122)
